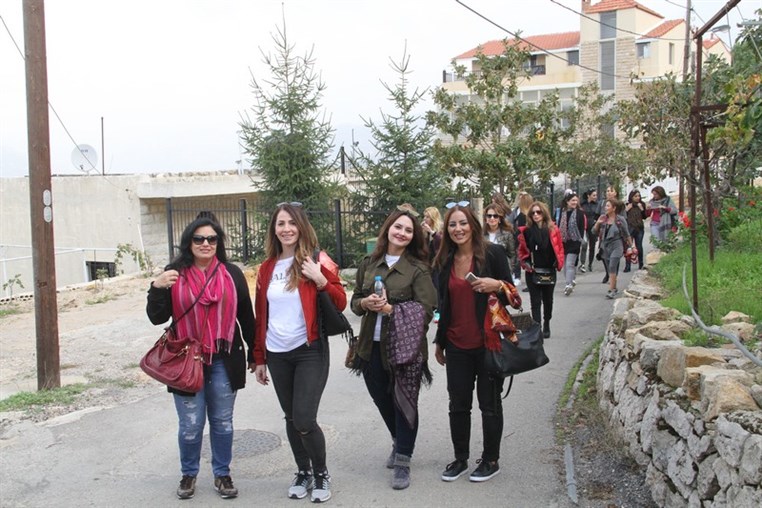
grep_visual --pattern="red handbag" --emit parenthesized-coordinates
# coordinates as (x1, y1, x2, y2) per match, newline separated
(140, 327, 204, 392)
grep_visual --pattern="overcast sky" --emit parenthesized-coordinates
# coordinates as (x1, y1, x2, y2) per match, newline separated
(0, 0, 755, 177)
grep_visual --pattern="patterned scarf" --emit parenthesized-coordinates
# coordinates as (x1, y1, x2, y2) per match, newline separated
(651, 197, 674, 237)
(483, 281, 523, 351)
(387, 301, 426, 429)
(560, 208, 582, 243)
(171, 257, 238, 365)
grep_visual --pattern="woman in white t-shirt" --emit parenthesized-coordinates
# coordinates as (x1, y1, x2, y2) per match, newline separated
(350, 208, 437, 490)
(253, 202, 346, 503)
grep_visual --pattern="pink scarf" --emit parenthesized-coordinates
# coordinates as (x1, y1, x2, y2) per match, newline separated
(171, 257, 238, 364)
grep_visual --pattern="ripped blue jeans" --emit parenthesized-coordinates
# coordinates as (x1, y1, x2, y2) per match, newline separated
(173, 356, 237, 477)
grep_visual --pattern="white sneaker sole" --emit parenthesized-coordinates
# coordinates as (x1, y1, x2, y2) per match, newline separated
(469, 469, 501, 482)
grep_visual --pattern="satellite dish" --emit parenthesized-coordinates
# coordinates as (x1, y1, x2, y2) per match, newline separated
(71, 144, 98, 174)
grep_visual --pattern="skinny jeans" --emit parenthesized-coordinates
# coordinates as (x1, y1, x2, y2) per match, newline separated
(525, 272, 555, 324)
(625, 228, 644, 269)
(267, 340, 330, 473)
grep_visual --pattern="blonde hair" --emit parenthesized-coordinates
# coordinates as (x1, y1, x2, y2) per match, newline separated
(424, 206, 443, 232)
(518, 192, 534, 215)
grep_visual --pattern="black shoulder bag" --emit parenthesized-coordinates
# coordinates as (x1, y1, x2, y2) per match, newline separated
(312, 250, 353, 339)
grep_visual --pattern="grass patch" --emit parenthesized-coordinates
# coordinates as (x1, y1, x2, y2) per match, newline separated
(650, 242, 762, 325)
(557, 337, 604, 444)
(85, 294, 115, 305)
(122, 362, 140, 370)
(0, 383, 88, 411)
(0, 306, 21, 318)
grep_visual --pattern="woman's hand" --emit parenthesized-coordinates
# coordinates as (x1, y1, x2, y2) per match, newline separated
(254, 364, 269, 385)
(625, 203, 632, 211)
(422, 222, 434, 235)
(152, 269, 179, 289)
(435, 344, 446, 366)
(301, 256, 327, 288)
(363, 290, 387, 313)
(469, 276, 501, 294)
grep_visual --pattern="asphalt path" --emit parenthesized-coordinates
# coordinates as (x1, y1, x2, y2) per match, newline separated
(0, 262, 637, 508)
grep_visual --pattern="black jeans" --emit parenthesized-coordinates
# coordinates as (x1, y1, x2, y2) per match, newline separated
(626, 228, 644, 268)
(363, 342, 419, 457)
(526, 273, 555, 324)
(267, 340, 330, 472)
(445, 343, 504, 463)
(586, 230, 597, 268)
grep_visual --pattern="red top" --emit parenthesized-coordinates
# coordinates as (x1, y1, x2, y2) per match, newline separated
(446, 266, 482, 350)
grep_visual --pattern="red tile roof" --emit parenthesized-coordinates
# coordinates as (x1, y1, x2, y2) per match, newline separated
(583, 0, 663, 19)
(703, 37, 723, 50)
(642, 19, 683, 39)
(455, 32, 580, 60)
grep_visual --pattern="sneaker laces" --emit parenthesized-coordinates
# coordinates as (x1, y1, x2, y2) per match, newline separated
(292, 470, 312, 487)
(179, 475, 195, 489)
(314, 472, 331, 490)
(217, 475, 234, 489)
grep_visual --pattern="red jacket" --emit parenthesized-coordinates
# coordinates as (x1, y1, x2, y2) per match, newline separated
(254, 251, 346, 365)
(517, 224, 565, 272)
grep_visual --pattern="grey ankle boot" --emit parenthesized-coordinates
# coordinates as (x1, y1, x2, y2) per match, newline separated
(385, 440, 396, 469)
(391, 453, 411, 490)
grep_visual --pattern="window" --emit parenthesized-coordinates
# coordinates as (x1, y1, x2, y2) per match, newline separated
(600, 12, 616, 39)
(669, 43, 675, 65)
(523, 55, 546, 75)
(637, 42, 650, 59)
(86, 261, 117, 281)
(600, 41, 615, 90)
(567, 50, 579, 66)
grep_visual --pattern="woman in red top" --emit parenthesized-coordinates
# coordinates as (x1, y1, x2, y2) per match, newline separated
(253, 203, 346, 503)
(433, 202, 514, 484)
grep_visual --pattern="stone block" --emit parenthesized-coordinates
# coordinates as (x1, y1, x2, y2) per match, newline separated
(640, 339, 682, 372)
(613, 360, 630, 404)
(696, 454, 720, 499)
(721, 311, 752, 324)
(659, 347, 727, 388)
(641, 392, 661, 454)
(711, 455, 735, 490)
(703, 377, 759, 421)
(720, 322, 758, 342)
(687, 433, 714, 461)
(625, 326, 643, 345)
(751, 385, 762, 409)
(646, 249, 667, 265)
(628, 300, 678, 326)
(739, 435, 762, 484)
(662, 401, 696, 440)
(715, 416, 751, 467)
(728, 485, 762, 507)
(652, 429, 679, 472)
(683, 366, 752, 401)
(627, 281, 664, 300)
(597, 361, 616, 396)
(667, 440, 696, 498)
(646, 462, 669, 507)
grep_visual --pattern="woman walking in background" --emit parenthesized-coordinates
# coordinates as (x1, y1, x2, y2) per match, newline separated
(146, 216, 255, 500)
(510, 192, 534, 290)
(517, 201, 564, 338)
(483, 203, 518, 276)
(433, 202, 517, 483)
(351, 208, 437, 490)
(557, 192, 586, 296)
(625, 190, 646, 271)
(580, 189, 599, 273)
(253, 202, 346, 503)
(592, 199, 634, 299)
(647, 186, 677, 243)
(598, 186, 620, 284)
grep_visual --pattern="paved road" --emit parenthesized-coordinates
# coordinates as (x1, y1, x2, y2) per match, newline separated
(0, 264, 636, 508)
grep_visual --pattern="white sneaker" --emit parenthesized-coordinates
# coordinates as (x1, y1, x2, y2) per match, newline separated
(288, 471, 314, 499)
(311, 472, 331, 503)
(572, 279, 577, 287)
(564, 285, 573, 296)
(513, 278, 521, 288)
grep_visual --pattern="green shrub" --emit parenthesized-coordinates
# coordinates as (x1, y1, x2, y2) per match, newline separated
(727, 219, 762, 253)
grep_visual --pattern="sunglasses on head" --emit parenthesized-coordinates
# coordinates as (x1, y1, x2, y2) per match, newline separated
(485, 213, 501, 219)
(192, 235, 218, 246)
(276, 201, 303, 207)
(445, 200, 470, 209)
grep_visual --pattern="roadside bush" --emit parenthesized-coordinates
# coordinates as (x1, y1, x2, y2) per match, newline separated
(727, 219, 762, 253)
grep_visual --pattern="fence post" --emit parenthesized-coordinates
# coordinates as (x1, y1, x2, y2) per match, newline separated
(549, 181, 555, 215)
(166, 198, 174, 261)
(239, 199, 249, 263)
(333, 199, 344, 268)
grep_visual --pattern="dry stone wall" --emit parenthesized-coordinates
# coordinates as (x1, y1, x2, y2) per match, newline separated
(597, 270, 762, 507)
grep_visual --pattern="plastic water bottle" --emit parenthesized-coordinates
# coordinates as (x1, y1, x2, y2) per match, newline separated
(373, 275, 385, 297)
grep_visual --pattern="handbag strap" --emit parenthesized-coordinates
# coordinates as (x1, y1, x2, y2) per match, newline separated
(171, 262, 220, 328)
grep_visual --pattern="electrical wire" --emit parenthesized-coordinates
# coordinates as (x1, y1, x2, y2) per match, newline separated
(455, 0, 629, 80)
(549, 0, 685, 41)
(662, 0, 686, 9)
(0, 14, 98, 173)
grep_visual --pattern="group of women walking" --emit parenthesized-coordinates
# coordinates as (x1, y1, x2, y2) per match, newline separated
(145, 187, 672, 501)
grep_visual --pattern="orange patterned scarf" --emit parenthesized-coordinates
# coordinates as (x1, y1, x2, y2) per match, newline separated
(483, 281, 523, 351)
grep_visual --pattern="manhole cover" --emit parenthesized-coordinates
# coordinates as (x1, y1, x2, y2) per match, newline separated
(201, 429, 281, 459)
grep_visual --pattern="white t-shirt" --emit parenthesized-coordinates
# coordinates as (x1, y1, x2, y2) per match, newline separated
(373, 254, 400, 341)
(266, 256, 308, 352)
(488, 232, 497, 243)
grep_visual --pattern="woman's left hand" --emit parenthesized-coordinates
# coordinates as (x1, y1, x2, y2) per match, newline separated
(301, 256, 327, 287)
(470, 276, 500, 294)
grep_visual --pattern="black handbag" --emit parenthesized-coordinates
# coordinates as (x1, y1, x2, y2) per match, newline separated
(484, 311, 550, 397)
(532, 267, 556, 285)
(313, 250, 353, 339)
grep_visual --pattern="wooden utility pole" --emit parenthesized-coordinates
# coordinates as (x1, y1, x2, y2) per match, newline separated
(24, 0, 60, 390)
(679, 0, 692, 213)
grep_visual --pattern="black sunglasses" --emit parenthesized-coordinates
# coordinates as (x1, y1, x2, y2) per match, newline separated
(276, 201, 303, 207)
(445, 200, 470, 209)
(485, 213, 501, 219)
(530, 210, 543, 215)
(192, 235, 218, 246)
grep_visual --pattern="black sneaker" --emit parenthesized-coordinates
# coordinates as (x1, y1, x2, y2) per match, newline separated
(441, 459, 468, 482)
(214, 475, 238, 499)
(177, 475, 196, 500)
(288, 470, 314, 499)
(311, 471, 331, 503)
(469, 459, 500, 482)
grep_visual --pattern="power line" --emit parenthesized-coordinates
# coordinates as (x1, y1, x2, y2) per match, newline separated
(0, 14, 98, 173)
(548, 0, 685, 41)
(455, 0, 629, 80)
(662, 0, 687, 9)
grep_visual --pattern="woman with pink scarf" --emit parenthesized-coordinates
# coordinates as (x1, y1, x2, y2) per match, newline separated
(147, 216, 255, 500)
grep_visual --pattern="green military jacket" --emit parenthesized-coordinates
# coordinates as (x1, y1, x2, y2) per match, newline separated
(350, 253, 437, 369)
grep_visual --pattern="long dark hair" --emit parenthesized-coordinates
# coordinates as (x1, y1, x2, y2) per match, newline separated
(169, 217, 228, 270)
(371, 210, 427, 263)
(434, 205, 486, 271)
(628, 189, 642, 204)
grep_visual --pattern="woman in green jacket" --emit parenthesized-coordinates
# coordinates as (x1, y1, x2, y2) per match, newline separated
(350, 208, 437, 491)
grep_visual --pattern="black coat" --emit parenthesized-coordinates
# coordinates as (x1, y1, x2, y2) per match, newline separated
(146, 262, 255, 395)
